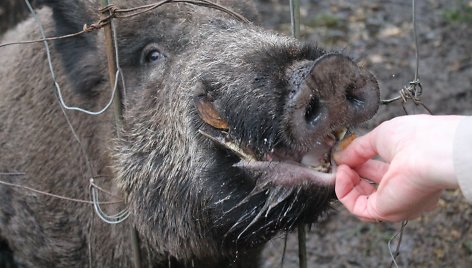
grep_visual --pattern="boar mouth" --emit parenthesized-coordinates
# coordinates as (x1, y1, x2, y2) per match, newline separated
(234, 129, 351, 187)
(199, 127, 351, 187)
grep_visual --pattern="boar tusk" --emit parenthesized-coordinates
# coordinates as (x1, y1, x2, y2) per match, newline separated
(198, 129, 256, 161)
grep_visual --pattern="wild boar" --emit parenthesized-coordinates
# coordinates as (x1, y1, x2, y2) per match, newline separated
(0, 0, 379, 267)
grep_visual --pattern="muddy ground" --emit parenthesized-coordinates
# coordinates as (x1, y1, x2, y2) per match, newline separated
(256, 0, 472, 267)
(1, 0, 471, 267)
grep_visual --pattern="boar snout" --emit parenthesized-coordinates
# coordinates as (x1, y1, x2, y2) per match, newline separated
(285, 53, 380, 147)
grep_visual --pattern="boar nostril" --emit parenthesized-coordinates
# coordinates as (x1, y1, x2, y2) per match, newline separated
(345, 83, 364, 106)
(304, 96, 321, 125)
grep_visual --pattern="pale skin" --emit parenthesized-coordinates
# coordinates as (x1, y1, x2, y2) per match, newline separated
(334, 115, 463, 222)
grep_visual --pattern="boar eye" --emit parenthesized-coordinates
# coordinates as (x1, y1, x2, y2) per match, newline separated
(142, 44, 165, 64)
(146, 50, 161, 63)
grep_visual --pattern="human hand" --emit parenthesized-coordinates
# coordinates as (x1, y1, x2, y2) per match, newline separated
(334, 115, 462, 222)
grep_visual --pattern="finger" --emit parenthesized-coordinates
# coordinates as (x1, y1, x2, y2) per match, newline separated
(356, 177, 378, 195)
(354, 159, 389, 184)
(335, 165, 378, 219)
(335, 165, 377, 197)
(334, 131, 379, 167)
(335, 165, 361, 200)
(338, 206, 376, 222)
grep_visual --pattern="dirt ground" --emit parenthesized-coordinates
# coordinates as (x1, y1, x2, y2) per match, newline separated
(256, 0, 472, 267)
(1, 0, 471, 267)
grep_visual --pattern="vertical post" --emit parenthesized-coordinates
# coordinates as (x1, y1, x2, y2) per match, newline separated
(297, 225, 307, 268)
(289, 0, 301, 39)
(290, 1, 306, 268)
(130, 227, 142, 268)
(100, 0, 123, 132)
(99, 1, 141, 268)
(412, 0, 421, 98)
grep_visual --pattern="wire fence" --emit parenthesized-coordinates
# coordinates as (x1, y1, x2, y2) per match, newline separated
(0, 0, 438, 267)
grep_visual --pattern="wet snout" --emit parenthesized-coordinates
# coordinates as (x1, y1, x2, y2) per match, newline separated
(285, 53, 380, 146)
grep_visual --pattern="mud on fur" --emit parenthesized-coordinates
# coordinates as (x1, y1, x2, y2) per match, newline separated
(0, 0, 379, 267)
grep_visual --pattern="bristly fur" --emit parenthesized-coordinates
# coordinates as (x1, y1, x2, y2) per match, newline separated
(0, 1, 378, 267)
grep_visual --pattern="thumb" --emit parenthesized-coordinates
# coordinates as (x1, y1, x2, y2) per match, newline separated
(334, 130, 379, 167)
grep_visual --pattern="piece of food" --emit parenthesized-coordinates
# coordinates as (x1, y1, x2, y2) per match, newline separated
(337, 131, 356, 151)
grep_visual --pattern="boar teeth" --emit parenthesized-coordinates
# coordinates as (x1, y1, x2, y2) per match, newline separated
(301, 150, 321, 168)
(301, 151, 331, 172)
(334, 128, 348, 141)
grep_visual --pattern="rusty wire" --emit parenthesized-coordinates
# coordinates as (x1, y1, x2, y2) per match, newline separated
(106, 0, 250, 22)
(90, 178, 130, 224)
(25, 0, 131, 227)
(384, 0, 431, 267)
(388, 221, 408, 268)
(381, 80, 432, 115)
(0, 177, 122, 205)
(0, 0, 249, 50)
(22, 0, 129, 224)
(381, 0, 432, 116)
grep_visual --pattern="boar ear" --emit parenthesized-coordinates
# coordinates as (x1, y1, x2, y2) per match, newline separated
(38, 0, 105, 96)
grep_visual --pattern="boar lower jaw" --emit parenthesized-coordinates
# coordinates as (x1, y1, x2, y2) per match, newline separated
(233, 129, 352, 187)
(233, 159, 336, 186)
(234, 138, 337, 187)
